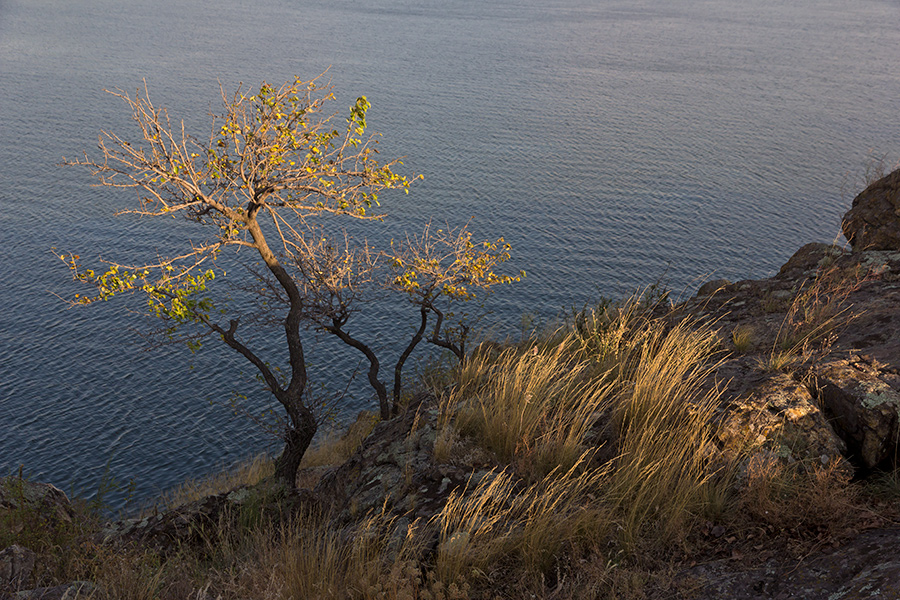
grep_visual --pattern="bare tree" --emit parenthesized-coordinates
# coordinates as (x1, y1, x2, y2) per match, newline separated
(289, 221, 521, 416)
(59, 75, 520, 489)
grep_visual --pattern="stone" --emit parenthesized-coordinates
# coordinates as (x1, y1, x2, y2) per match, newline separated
(776, 242, 847, 280)
(696, 279, 731, 297)
(0, 479, 74, 525)
(2, 581, 97, 600)
(654, 527, 900, 600)
(812, 356, 900, 469)
(716, 372, 849, 472)
(0, 545, 35, 587)
(315, 392, 497, 529)
(103, 480, 317, 554)
(842, 167, 900, 251)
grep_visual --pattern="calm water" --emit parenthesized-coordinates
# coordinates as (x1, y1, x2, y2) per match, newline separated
(1, 0, 899, 508)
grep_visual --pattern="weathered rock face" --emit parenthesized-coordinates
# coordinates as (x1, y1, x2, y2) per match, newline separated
(314, 394, 492, 527)
(715, 370, 849, 472)
(103, 481, 317, 553)
(842, 167, 900, 251)
(681, 244, 900, 477)
(812, 356, 900, 470)
(776, 242, 848, 280)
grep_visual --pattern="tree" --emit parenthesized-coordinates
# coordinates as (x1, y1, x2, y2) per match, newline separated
(59, 75, 520, 489)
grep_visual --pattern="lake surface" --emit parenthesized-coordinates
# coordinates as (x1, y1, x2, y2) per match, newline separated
(1, 0, 899, 509)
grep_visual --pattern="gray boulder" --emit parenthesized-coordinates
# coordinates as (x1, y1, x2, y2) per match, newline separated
(2, 581, 96, 600)
(658, 526, 900, 600)
(0, 479, 74, 525)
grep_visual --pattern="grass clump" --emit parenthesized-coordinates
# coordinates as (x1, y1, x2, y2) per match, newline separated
(605, 319, 725, 550)
(442, 295, 733, 558)
(731, 324, 755, 354)
(450, 335, 614, 478)
(759, 265, 866, 373)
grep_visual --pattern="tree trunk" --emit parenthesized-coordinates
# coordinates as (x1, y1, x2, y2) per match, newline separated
(273, 410, 317, 488)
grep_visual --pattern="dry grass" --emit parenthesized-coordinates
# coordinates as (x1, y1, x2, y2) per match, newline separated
(731, 324, 755, 354)
(6, 288, 885, 599)
(444, 299, 733, 556)
(155, 453, 274, 510)
(604, 319, 727, 550)
(449, 336, 614, 478)
(736, 452, 857, 535)
(243, 509, 421, 599)
(435, 456, 609, 589)
(300, 411, 379, 469)
(153, 412, 378, 511)
(760, 265, 866, 373)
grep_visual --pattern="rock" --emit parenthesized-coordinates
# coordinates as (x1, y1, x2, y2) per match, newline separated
(318, 394, 450, 522)
(842, 167, 900, 251)
(716, 371, 849, 472)
(0, 479, 75, 525)
(655, 527, 900, 600)
(812, 356, 900, 470)
(315, 393, 495, 528)
(696, 279, 731, 297)
(0, 545, 35, 587)
(104, 480, 318, 554)
(776, 243, 847, 280)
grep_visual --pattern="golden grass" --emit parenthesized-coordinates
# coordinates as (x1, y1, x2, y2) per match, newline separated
(737, 452, 857, 534)
(5, 288, 879, 599)
(435, 456, 609, 588)
(760, 264, 866, 373)
(731, 324, 755, 354)
(604, 319, 726, 549)
(443, 299, 732, 555)
(449, 335, 614, 478)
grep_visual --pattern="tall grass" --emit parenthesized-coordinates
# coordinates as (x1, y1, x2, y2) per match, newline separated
(760, 264, 866, 372)
(435, 456, 609, 587)
(450, 336, 614, 478)
(444, 298, 732, 553)
(604, 320, 725, 549)
(9, 287, 875, 598)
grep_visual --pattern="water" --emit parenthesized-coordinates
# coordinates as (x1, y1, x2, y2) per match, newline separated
(1, 0, 898, 508)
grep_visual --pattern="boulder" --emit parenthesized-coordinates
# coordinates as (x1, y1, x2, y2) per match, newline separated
(103, 481, 317, 554)
(696, 279, 731, 297)
(776, 243, 847, 280)
(1, 581, 96, 600)
(0, 478, 74, 525)
(0, 545, 35, 587)
(716, 371, 849, 472)
(315, 393, 484, 526)
(812, 355, 900, 469)
(842, 167, 900, 251)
